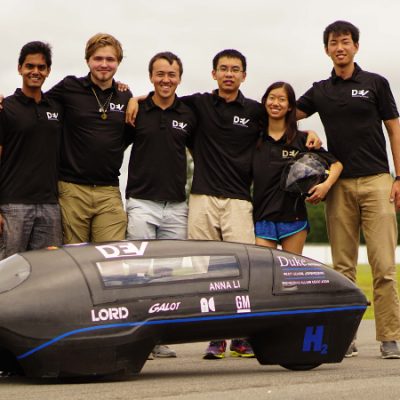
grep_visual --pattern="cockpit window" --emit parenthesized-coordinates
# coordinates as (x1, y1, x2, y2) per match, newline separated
(96, 255, 239, 287)
(0, 254, 31, 293)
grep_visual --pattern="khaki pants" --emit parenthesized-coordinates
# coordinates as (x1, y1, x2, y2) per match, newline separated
(188, 194, 255, 244)
(58, 181, 127, 244)
(325, 174, 400, 341)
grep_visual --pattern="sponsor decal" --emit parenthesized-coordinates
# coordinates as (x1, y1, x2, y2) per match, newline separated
(91, 306, 129, 322)
(46, 111, 59, 121)
(277, 255, 308, 267)
(282, 279, 330, 287)
(96, 242, 148, 259)
(302, 325, 328, 355)
(233, 115, 250, 128)
(148, 302, 181, 313)
(209, 280, 241, 291)
(235, 295, 251, 313)
(200, 297, 216, 313)
(277, 255, 330, 287)
(172, 120, 188, 132)
(351, 89, 369, 98)
(109, 102, 125, 112)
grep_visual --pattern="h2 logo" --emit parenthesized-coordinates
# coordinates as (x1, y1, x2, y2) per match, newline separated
(302, 325, 328, 355)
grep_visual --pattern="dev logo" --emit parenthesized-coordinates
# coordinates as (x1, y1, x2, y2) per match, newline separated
(96, 242, 148, 258)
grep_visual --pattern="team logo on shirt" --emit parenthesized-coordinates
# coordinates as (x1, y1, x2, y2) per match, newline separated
(172, 120, 188, 132)
(282, 149, 299, 158)
(46, 112, 59, 121)
(233, 115, 250, 128)
(351, 89, 369, 99)
(109, 103, 125, 112)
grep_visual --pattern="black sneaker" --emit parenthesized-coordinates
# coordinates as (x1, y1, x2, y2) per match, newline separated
(380, 341, 400, 359)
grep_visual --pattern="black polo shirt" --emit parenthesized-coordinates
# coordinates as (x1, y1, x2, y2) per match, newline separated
(125, 94, 196, 202)
(297, 64, 399, 178)
(0, 89, 62, 204)
(253, 132, 337, 222)
(182, 91, 264, 201)
(47, 75, 133, 186)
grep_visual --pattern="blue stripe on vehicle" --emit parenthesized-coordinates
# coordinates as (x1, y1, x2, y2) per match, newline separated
(17, 305, 366, 360)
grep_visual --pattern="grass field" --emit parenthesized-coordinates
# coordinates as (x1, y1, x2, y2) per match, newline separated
(356, 264, 400, 319)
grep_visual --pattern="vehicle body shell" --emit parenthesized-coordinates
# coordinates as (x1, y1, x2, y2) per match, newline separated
(0, 240, 367, 377)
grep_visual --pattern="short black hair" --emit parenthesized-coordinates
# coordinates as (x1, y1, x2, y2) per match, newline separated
(18, 41, 52, 67)
(323, 20, 360, 47)
(148, 51, 183, 77)
(212, 49, 247, 72)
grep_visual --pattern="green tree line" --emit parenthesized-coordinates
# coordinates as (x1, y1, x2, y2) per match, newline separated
(307, 202, 400, 243)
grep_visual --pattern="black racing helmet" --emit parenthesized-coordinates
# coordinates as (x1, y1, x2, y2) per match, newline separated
(280, 152, 330, 196)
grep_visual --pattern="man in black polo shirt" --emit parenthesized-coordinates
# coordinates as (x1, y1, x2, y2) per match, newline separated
(180, 50, 264, 360)
(47, 33, 132, 244)
(0, 41, 62, 259)
(183, 49, 263, 246)
(126, 52, 196, 242)
(297, 20, 400, 359)
(125, 51, 196, 359)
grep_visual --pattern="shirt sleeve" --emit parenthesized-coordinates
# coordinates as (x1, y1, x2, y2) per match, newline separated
(376, 76, 399, 121)
(180, 93, 203, 112)
(46, 77, 67, 103)
(312, 148, 338, 166)
(296, 86, 318, 117)
(0, 106, 7, 147)
(123, 124, 135, 149)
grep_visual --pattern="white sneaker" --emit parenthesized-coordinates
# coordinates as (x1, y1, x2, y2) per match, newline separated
(152, 345, 177, 358)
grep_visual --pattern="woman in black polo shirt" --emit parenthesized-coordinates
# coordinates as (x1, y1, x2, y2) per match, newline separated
(253, 82, 342, 254)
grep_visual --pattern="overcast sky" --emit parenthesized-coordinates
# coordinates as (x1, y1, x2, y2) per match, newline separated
(1, 0, 399, 187)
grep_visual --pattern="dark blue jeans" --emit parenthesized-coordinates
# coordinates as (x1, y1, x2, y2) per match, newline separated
(0, 204, 62, 260)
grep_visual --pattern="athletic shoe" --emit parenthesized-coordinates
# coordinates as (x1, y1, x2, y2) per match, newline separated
(344, 341, 358, 358)
(380, 341, 400, 359)
(230, 339, 255, 358)
(152, 345, 177, 358)
(203, 340, 227, 359)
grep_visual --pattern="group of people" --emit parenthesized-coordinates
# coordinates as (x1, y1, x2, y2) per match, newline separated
(0, 20, 399, 362)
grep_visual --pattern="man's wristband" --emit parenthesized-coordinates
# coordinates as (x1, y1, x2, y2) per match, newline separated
(395, 176, 400, 181)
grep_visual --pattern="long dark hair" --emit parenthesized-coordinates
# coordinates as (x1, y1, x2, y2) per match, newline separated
(260, 81, 298, 145)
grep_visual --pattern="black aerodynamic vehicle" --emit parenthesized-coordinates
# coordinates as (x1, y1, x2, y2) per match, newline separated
(0, 240, 367, 378)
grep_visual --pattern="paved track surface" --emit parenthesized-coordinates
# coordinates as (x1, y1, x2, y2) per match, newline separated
(1, 320, 399, 400)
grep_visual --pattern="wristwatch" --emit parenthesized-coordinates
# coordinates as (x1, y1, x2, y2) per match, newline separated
(395, 176, 400, 181)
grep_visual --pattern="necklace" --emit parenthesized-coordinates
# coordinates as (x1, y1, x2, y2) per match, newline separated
(91, 87, 113, 120)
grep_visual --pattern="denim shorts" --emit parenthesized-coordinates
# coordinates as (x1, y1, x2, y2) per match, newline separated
(255, 220, 310, 242)
(0, 203, 62, 260)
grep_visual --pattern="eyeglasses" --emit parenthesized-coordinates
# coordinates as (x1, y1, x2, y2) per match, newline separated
(216, 66, 243, 74)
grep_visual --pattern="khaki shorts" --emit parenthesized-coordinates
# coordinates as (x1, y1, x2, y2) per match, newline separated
(188, 194, 255, 244)
(58, 181, 127, 244)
